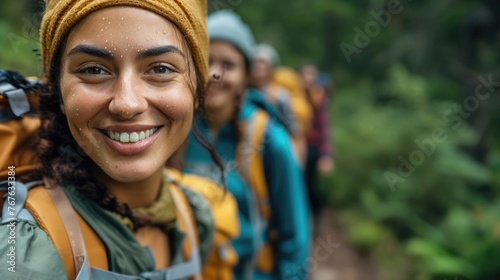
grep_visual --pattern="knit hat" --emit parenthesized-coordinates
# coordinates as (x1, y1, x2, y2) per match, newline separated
(254, 43, 280, 68)
(207, 10, 255, 65)
(40, 0, 209, 86)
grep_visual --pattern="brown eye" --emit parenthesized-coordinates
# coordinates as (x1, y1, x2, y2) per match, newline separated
(80, 66, 108, 75)
(148, 65, 173, 74)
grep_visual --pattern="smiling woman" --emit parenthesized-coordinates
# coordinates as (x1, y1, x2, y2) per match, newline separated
(59, 7, 195, 184)
(0, 0, 224, 279)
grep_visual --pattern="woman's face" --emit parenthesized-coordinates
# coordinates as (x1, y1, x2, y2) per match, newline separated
(59, 6, 195, 183)
(205, 40, 247, 110)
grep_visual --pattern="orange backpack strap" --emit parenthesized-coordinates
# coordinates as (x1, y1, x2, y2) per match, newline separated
(169, 183, 202, 280)
(238, 109, 271, 220)
(25, 185, 80, 279)
(25, 183, 108, 279)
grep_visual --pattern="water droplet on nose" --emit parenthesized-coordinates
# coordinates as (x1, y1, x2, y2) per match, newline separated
(163, 30, 167, 34)
(105, 39, 108, 43)
(100, 29, 104, 31)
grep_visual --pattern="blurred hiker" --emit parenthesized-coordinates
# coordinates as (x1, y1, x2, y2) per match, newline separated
(301, 64, 335, 222)
(183, 10, 311, 280)
(250, 44, 311, 166)
(0, 1, 226, 279)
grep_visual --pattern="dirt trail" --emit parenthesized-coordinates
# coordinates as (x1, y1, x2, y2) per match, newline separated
(308, 208, 381, 280)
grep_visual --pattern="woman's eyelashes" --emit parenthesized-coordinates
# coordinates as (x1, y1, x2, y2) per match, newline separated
(75, 63, 177, 77)
(78, 65, 110, 76)
(146, 64, 175, 75)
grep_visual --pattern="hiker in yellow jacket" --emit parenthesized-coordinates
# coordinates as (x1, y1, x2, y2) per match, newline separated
(0, 0, 227, 279)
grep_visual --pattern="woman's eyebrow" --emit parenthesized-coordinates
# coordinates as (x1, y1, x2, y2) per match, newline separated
(67, 45, 112, 59)
(137, 45, 185, 60)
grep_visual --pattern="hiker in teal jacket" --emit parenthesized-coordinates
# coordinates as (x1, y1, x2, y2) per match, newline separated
(183, 10, 311, 280)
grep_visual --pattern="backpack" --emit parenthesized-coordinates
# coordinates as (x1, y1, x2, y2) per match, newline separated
(167, 168, 240, 280)
(0, 70, 239, 280)
(0, 69, 40, 179)
(270, 66, 312, 138)
(236, 108, 276, 273)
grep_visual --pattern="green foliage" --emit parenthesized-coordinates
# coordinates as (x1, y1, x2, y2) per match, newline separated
(326, 65, 496, 279)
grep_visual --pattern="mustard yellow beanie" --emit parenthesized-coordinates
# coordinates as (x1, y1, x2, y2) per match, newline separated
(40, 0, 208, 86)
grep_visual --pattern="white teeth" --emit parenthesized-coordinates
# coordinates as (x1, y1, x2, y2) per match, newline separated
(105, 127, 158, 143)
(119, 132, 129, 143)
(129, 132, 139, 142)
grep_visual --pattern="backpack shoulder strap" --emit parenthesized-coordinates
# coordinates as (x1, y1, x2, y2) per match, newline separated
(169, 183, 202, 280)
(24, 183, 86, 279)
(25, 182, 108, 279)
(238, 109, 271, 220)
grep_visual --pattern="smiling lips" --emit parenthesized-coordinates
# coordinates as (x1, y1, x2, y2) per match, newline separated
(103, 127, 159, 143)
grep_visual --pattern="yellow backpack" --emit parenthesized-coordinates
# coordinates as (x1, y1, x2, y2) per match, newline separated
(270, 66, 312, 137)
(167, 168, 240, 280)
(236, 109, 276, 273)
(267, 67, 312, 165)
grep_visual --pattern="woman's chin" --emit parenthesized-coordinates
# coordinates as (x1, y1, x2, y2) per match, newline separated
(100, 165, 161, 184)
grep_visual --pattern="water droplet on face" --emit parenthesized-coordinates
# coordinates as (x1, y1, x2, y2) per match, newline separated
(163, 30, 167, 34)
(100, 29, 104, 31)
(113, 48, 116, 51)
(125, 36, 128, 39)
(138, 27, 141, 30)
(121, 17, 124, 21)
(108, 21, 111, 25)
(105, 39, 108, 42)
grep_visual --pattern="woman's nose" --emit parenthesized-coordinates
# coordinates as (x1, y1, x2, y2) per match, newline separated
(209, 63, 224, 84)
(108, 73, 148, 119)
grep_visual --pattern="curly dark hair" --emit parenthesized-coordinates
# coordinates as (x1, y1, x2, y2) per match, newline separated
(34, 37, 224, 230)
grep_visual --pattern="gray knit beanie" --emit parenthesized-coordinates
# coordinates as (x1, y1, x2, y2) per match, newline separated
(207, 10, 256, 65)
